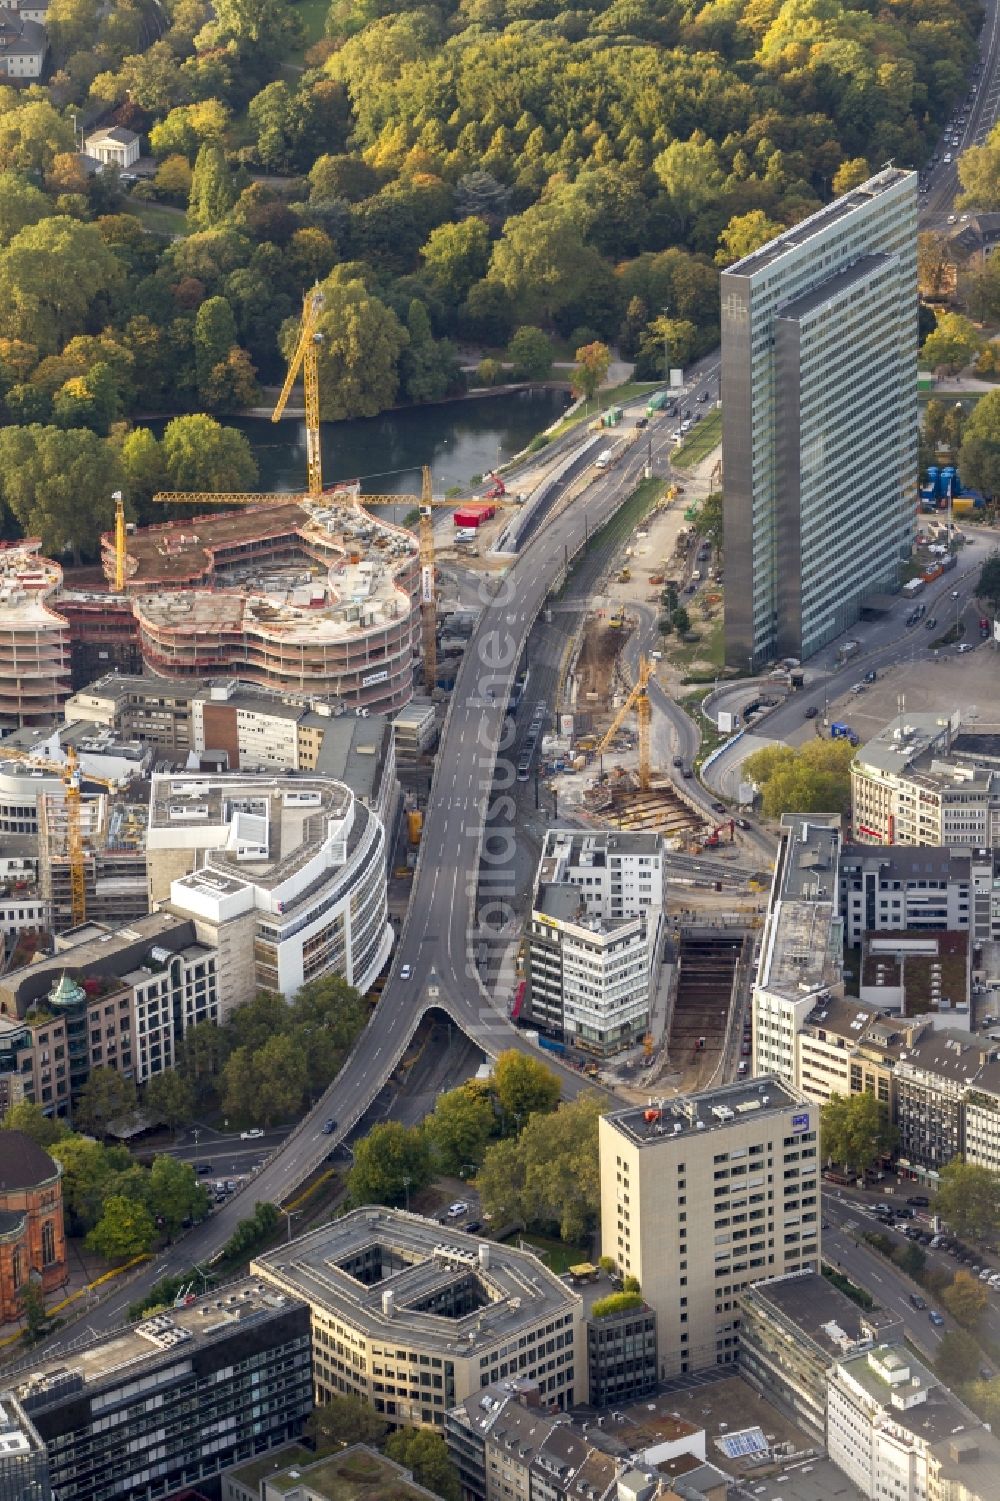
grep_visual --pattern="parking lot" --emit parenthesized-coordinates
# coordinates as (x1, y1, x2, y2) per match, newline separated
(784, 641, 1000, 747)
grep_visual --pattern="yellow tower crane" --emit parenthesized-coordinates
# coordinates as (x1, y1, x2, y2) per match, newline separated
(272, 284, 326, 499)
(113, 490, 126, 592)
(152, 285, 327, 508)
(0, 746, 118, 927)
(418, 466, 437, 694)
(595, 653, 655, 792)
(365, 480, 524, 694)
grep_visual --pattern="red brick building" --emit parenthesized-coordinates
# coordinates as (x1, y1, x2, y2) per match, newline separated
(0, 1131, 67, 1322)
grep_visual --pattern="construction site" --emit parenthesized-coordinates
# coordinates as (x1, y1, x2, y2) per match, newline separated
(662, 928, 754, 1092)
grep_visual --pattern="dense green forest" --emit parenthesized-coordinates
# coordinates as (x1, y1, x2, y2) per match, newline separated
(0, 0, 984, 551)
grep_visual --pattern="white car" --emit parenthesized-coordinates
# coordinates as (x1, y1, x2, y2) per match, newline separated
(957, 643, 973, 653)
(446, 1200, 469, 1219)
(400, 963, 412, 980)
(241, 1128, 264, 1140)
(980, 1267, 994, 1281)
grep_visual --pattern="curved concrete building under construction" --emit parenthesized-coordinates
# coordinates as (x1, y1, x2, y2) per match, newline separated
(0, 542, 70, 730)
(102, 490, 420, 714)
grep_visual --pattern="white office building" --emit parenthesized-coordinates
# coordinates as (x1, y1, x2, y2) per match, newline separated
(721, 167, 917, 668)
(828, 1343, 1000, 1501)
(146, 771, 392, 998)
(525, 831, 665, 1054)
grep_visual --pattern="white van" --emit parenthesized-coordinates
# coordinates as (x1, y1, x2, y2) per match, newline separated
(595, 449, 614, 470)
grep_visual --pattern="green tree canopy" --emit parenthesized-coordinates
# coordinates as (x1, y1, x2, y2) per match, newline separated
(385, 1430, 460, 1501)
(148, 1155, 209, 1235)
(86, 1194, 156, 1260)
(960, 390, 1000, 499)
(488, 201, 605, 324)
(144, 1071, 196, 1133)
(72, 1065, 136, 1137)
(348, 1120, 432, 1206)
(307, 1393, 388, 1449)
(421, 218, 491, 304)
(654, 135, 723, 227)
(295, 273, 408, 420)
(492, 1050, 561, 1127)
(188, 141, 236, 231)
(743, 738, 855, 817)
(957, 122, 1000, 212)
(934, 1160, 1000, 1244)
(2, 1100, 69, 1149)
(921, 312, 983, 376)
(0, 216, 124, 354)
(424, 1084, 495, 1176)
(943, 1269, 989, 1329)
(715, 210, 783, 267)
(936, 1327, 981, 1386)
(160, 414, 258, 493)
(571, 341, 611, 402)
(507, 326, 552, 382)
(821, 1092, 897, 1174)
(476, 1092, 603, 1242)
(0, 171, 52, 246)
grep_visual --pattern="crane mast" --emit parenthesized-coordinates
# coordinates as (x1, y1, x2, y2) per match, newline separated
(272, 286, 326, 498)
(595, 653, 655, 793)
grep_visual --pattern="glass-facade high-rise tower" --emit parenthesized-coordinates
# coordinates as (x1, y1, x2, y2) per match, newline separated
(721, 168, 918, 669)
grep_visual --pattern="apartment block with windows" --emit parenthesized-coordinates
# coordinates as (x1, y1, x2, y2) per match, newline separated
(839, 846, 972, 948)
(525, 831, 665, 1055)
(0, 912, 224, 1115)
(740, 1270, 902, 1446)
(828, 1343, 1000, 1501)
(852, 713, 1000, 849)
(148, 771, 392, 998)
(9, 1281, 312, 1501)
(721, 167, 917, 668)
(598, 1078, 819, 1380)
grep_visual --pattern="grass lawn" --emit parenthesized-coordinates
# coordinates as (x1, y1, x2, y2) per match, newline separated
(520, 1233, 588, 1274)
(667, 612, 726, 676)
(672, 407, 722, 468)
(126, 201, 188, 237)
(285, 0, 328, 65)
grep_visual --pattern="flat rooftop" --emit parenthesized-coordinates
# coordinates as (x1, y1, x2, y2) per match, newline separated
(803, 995, 882, 1040)
(836, 1344, 989, 1450)
(149, 772, 359, 893)
(229, 1444, 442, 1501)
(855, 712, 958, 776)
(252, 1208, 580, 1355)
(120, 500, 314, 585)
(841, 845, 971, 881)
(776, 254, 891, 323)
(14, 1279, 298, 1406)
(724, 168, 913, 279)
(743, 1270, 899, 1353)
(602, 1075, 807, 1147)
(756, 817, 842, 1000)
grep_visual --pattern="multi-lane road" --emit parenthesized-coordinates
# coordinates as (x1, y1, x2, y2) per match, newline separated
(921, 0, 1000, 225)
(33, 391, 696, 1352)
(823, 1184, 1000, 1362)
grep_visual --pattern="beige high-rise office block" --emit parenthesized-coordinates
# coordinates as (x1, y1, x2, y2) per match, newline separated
(599, 1078, 819, 1378)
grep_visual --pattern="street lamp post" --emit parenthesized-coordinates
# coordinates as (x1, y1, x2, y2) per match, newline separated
(402, 1175, 411, 1212)
(661, 305, 670, 388)
(282, 1209, 302, 1244)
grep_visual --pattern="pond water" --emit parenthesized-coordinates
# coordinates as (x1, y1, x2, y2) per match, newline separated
(152, 388, 570, 498)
